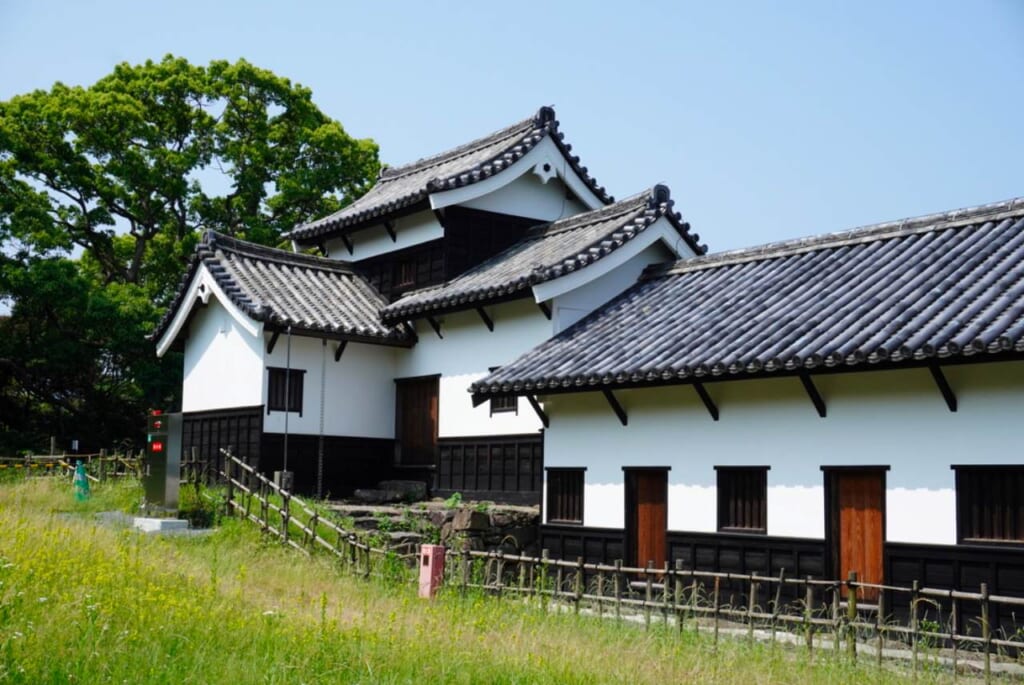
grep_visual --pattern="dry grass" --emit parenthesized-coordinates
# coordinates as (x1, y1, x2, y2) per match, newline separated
(0, 477, 941, 683)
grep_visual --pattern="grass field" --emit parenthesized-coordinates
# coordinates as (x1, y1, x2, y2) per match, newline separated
(0, 478, 953, 683)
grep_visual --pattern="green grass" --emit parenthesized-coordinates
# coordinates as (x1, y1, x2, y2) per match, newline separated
(0, 478, 941, 683)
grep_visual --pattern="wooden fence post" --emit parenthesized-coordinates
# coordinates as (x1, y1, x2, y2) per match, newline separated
(674, 559, 684, 634)
(911, 579, 920, 676)
(597, 565, 605, 620)
(847, 571, 858, 661)
(832, 583, 841, 653)
(461, 545, 471, 595)
(613, 560, 622, 623)
(876, 586, 885, 669)
(981, 582, 991, 685)
(574, 556, 584, 614)
(496, 551, 505, 599)
(805, 578, 814, 655)
(644, 561, 653, 630)
(713, 575, 721, 649)
(540, 550, 550, 610)
(771, 569, 785, 646)
(748, 576, 758, 645)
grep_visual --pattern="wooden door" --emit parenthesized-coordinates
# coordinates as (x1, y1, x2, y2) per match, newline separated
(395, 376, 438, 466)
(826, 468, 885, 601)
(625, 468, 668, 569)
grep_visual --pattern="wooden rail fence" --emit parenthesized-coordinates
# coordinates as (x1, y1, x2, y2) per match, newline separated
(214, 451, 1023, 681)
(215, 451, 415, 582)
(0, 451, 142, 481)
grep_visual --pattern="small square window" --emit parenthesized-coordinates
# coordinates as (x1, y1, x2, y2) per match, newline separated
(715, 466, 769, 534)
(487, 366, 517, 415)
(546, 468, 585, 524)
(267, 367, 305, 415)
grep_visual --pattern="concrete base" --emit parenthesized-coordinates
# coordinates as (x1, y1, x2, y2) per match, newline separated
(133, 517, 189, 533)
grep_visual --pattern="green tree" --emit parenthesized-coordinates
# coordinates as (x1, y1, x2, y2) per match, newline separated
(0, 56, 379, 453)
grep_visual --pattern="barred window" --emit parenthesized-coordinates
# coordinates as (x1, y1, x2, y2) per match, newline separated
(267, 367, 305, 415)
(546, 468, 585, 524)
(953, 466, 1024, 543)
(716, 466, 769, 533)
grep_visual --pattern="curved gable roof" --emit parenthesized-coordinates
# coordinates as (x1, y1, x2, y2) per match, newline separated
(472, 196, 1024, 397)
(152, 232, 412, 350)
(381, 185, 706, 323)
(287, 106, 613, 242)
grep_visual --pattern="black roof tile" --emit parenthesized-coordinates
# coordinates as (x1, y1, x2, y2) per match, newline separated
(287, 106, 613, 242)
(152, 232, 412, 346)
(472, 197, 1024, 397)
(380, 185, 705, 323)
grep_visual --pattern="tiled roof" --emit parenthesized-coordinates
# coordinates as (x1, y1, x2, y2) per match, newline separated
(471, 197, 1024, 397)
(381, 185, 706, 323)
(152, 232, 412, 345)
(287, 106, 613, 242)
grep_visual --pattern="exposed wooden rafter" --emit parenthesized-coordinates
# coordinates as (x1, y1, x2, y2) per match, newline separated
(526, 395, 550, 428)
(340, 234, 354, 255)
(799, 372, 826, 418)
(334, 341, 347, 362)
(928, 363, 958, 412)
(693, 382, 719, 421)
(603, 389, 628, 426)
(426, 317, 443, 339)
(538, 302, 552, 320)
(476, 307, 494, 332)
(384, 220, 397, 242)
(266, 330, 281, 355)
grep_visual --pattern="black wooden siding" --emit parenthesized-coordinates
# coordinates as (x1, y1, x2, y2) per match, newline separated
(181, 406, 263, 477)
(436, 434, 543, 505)
(260, 433, 395, 498)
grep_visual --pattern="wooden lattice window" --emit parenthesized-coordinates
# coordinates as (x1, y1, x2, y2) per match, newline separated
(715, 466, 769, 534)
(267, 367, 305, 415)
(487, 367, 517, 414)
(546, 468, 585, 524)
(953, 466, 1024, 543)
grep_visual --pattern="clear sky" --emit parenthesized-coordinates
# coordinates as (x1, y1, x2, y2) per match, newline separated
(1, 0, 1021, 252)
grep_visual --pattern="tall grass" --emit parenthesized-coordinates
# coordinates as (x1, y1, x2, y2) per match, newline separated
(0, 478, 938, 683)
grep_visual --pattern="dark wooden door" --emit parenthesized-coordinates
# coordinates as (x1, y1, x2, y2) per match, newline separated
(827, 469, 885, 601)
(625, 469, 668, 569)
(395, 376, 438, 466)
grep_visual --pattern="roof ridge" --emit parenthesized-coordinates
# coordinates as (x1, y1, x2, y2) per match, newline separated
(651, 196, 1024, 279)
(379, 109, 546, 181)
(203, 231, 356, 274)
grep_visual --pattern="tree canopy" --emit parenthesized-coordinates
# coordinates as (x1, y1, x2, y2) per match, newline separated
(0, 55, 380, 453)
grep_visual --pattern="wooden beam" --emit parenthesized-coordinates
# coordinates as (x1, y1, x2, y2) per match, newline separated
(384, 220, 397, 242)
(334, 341, 347, 362)
(603, 389, 628, 426)
(476, 307, 494, 332)
(799, 372, 826, 418)
(929, 363, 957, 412)
(526, 395, 550, 428)
(340, 234, 354, 255)
(693, 382, 719, 421)
(426, 317, 443, 339)
(538, 302, 552, 320)
(266, 330, 281, 355)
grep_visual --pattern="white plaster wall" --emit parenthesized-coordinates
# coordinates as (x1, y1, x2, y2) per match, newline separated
(323, 210, 443, 262)
(459, 172, 586, 221)
(551, 239, 677, 332)
(393, 298, 551, 438)
(182, 299, 265, 413)
(541, 361, 1024, 544)
(263, 334, 397, 439)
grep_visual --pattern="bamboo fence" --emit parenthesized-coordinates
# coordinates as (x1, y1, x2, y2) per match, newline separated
(213, 451, 1024, 681)
(0, 451, 142, 481)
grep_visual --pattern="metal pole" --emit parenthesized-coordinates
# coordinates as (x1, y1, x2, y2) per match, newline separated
(283, 325, 292, 474)
(317, 338, 326, 498)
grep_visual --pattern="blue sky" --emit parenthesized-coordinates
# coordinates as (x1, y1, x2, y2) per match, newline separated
(1, 0, 1021, 252)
